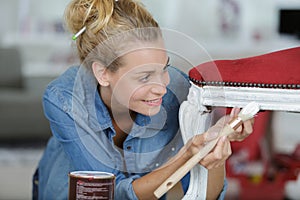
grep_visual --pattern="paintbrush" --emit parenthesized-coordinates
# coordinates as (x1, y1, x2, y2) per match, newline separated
(154, 101, 260, 198)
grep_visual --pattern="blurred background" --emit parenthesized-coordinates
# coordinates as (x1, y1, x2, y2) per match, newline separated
(0, 0, 300, 199)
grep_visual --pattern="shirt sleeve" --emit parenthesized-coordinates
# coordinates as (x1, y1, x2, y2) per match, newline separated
(42, 85, 140, 200)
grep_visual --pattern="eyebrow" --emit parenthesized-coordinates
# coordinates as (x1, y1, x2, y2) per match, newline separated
(164, 56, 170, 69)
(165, 56, 170, 66)
(135, 57, 170, 75)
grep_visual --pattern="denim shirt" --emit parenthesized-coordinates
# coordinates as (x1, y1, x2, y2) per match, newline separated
(36, 65, 227, 200)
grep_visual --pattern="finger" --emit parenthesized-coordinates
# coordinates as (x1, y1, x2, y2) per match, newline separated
(209, 140, 231, 169)
(236, 125, 243, 133)
(189, 132, 218, 154)
(230, 131, 245, 141)
(203, 131, 219, 143)
(243, 119, 254, 134)
(200, 153, 216, 169)
(230, 107, 240, 119)
(215, 138, 231, 166)
(200, 136, 228, 168)
(224, 137, 232, 156)
(213, 136, 228, 160)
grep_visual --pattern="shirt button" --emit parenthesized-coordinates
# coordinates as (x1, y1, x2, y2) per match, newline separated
(126, 146, 132, 150)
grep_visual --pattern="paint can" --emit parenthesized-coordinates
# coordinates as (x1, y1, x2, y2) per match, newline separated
(68, 171, 115, 200)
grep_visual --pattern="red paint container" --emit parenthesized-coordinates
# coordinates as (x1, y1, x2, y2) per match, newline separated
(68, 171, 115, 200)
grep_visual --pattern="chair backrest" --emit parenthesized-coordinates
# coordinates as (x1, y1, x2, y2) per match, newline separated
(0, 47, 23, 88)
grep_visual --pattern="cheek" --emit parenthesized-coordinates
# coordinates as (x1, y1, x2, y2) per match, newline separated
(114, 86, 134, 104)
(129, 86, 149, 102)
(112, 81, 144, 105)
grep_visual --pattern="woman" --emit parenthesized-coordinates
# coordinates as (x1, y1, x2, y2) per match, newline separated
(33, 0, 253, 199)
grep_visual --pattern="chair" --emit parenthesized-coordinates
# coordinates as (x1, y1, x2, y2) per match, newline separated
(179, 47, 300, 199)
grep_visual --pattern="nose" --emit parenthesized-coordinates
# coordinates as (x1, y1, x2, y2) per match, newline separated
(151, 72, 170, 95)
(151, 84, 167, 95)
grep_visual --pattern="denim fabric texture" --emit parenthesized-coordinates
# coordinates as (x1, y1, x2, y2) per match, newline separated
(34, 65, 227, 199)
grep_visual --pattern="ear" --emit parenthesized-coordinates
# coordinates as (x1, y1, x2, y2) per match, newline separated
(92, 62, 110, 87)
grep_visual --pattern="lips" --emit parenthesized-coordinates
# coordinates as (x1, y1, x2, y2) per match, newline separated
(143, 98, 163, 106)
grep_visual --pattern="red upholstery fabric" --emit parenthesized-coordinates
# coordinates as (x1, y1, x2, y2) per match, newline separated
(189, 47, 300, 87)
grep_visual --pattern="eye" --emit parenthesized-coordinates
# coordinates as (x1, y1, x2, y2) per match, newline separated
(140, 74, 151, 83)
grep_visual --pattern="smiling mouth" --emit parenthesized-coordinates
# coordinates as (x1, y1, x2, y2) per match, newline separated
(144, 99, 160, 103)
(143, 98, 163, 106)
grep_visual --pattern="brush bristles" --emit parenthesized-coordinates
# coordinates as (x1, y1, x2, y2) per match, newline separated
(238, 102, 260, 121)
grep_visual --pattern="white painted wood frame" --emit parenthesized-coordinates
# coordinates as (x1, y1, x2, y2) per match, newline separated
(179, 82, 300, 199)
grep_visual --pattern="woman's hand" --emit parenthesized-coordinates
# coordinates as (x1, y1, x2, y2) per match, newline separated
(184, 130, 231, 170)
(209, 107, 255, 142)
(184, 107, 255, 169)
(227, 107, 255, 142)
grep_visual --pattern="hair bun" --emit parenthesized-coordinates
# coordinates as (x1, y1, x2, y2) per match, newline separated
(64, 0, 115, 34)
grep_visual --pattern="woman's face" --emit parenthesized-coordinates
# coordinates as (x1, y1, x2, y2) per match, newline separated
(103, 44, 170, 116)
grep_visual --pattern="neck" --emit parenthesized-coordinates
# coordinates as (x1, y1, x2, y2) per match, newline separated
(99, 85, 136, 148)
(110, 110, 136, 150)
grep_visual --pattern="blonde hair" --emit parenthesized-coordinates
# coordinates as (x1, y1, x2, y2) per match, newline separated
(64, 0, 161, 71)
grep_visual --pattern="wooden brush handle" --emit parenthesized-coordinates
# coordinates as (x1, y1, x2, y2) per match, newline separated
(154, 124, 235, 198)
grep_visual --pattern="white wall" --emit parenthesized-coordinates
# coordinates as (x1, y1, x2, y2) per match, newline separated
(142, 0, 300, 73)
(1, 0, 300, 76)
(0, 0, 69, 36)
(0, 0, 19, 38)
(142, 0, 278, 42)
(142, 0, 221, 39)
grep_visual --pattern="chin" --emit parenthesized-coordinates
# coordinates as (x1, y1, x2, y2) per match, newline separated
(137, 106, 161, 116)
(147, 109, 161, 116)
